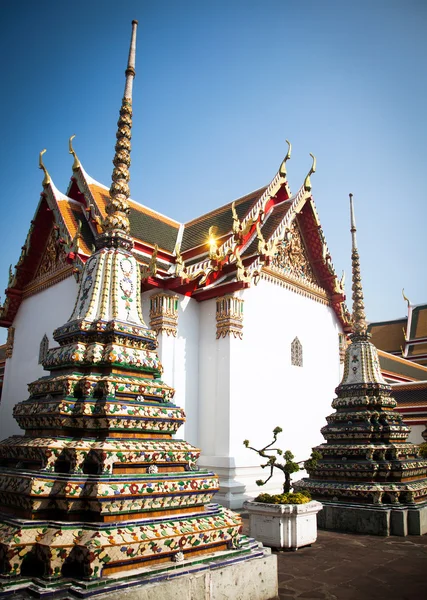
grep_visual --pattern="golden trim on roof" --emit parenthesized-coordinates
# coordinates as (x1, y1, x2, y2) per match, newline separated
(261, 267, 329, 305)
(23, 265, 75, 299)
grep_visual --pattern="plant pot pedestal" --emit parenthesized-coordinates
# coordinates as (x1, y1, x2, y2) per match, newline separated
(243, 500, 323, 550)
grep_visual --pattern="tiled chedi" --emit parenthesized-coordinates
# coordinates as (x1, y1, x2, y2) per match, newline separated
(0, 21, 245, 586)
(295, 195, 427, 504)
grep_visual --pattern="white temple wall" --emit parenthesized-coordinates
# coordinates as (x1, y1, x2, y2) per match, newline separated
(197, 298, 220, 456)
(230, 280, 342, 463)
(0, 276, 78, 440)
(198, 279, 343, 507)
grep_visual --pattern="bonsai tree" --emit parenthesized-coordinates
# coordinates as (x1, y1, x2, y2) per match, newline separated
(243, 426, 321, 502)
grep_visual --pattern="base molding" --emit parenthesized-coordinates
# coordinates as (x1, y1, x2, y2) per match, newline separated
(317, 500, 427, 536)
(0, 538, 278, 600)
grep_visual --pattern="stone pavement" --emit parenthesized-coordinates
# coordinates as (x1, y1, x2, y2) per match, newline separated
(241, 517, 427, 599)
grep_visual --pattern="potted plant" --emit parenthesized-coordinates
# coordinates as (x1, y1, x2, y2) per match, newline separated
(242, 427, 322, 550)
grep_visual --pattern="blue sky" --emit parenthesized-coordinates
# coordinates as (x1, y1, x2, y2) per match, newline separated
(0, 0, 426, 344)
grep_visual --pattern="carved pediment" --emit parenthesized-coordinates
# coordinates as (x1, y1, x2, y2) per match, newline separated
(35, 227, 67, 280)
(271, 222, 318, 285)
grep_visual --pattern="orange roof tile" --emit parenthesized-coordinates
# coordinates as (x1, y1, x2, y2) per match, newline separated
(56, 201, 92, 256)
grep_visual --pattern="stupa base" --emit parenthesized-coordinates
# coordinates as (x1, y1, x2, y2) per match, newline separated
(317, 500, 427, 536)
(0, 537, 277, 600)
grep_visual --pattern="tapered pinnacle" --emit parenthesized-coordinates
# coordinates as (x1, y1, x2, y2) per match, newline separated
(102, 20, 138, 236)
(349, 193, 367, 336)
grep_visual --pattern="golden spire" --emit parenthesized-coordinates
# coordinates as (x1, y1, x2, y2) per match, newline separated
(349, 193, 367, 337)
(69, 135, 81, 170)
(102, 20, 138, 236)
(39, 149, 51, 186)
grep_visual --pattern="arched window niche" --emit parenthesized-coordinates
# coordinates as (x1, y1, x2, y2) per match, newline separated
(39, 334, 49, 365)
(291, 337, 303, 367)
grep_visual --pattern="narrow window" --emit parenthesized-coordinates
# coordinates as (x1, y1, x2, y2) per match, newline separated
(291, 337, 303, 367)
(39, 334, 49, 364)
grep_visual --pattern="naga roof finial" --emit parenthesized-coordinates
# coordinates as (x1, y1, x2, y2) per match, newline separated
(279, 139, 292, 177)
(304, 153, 316, 191)
(69, 135, 81, 171)
(102, 20, 138, 237)
(39, 149, 51, 186)
(402, 288, 411, 308)
(349, 193, 368, 337)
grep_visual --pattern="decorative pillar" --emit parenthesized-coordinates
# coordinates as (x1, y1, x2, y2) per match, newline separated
(215, 296, 244, 340)
(149, 293, 179, 337)
(5, 327, 15, 359)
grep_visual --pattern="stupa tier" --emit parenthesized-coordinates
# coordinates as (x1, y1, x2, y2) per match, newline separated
(0, 232, 245, 580)
(295, 195, 427, 506)
(0, 21, 250, 588)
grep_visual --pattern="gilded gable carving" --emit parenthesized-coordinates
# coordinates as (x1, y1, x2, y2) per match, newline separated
(35, 227, 67, 280)
(271, 222, 317, 285)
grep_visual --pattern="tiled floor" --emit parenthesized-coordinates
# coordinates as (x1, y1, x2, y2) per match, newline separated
(240, 515, 427, 600)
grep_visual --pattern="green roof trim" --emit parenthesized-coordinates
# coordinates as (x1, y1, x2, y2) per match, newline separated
(379, 353, 427, 381)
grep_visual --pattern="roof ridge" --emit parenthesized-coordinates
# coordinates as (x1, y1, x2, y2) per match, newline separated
(368, 317, 408, 326)
(184, 186, 267, 227)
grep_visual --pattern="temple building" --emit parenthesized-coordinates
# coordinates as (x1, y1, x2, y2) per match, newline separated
(0, 19, 354, 510)
(295, 194, 427, 536)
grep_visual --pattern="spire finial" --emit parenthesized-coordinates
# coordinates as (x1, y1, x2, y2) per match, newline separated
(402, 288, 411, 308)
(69, 135, 81, 170)
(39, 149, 51, 186)
(101, 20, 138, 238)
(304, 153, 316, 191)
(279, 139, 292, 177)
(349, 193, 367, 337)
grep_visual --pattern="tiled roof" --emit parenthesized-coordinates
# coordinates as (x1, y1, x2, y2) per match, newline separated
(408, 342, 427, 357)
(181, 188, 266, 252)
(88, 184, 180, 254)
(56, 200, 94, 255)
(367, 319, 406, 353)
(409, 305, 427, 340)
(391, 381, 427, 406)
(378, 350, 427, 381)
(243, 198, 293, 257)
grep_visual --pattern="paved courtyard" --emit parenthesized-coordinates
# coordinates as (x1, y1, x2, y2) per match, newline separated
(241, 517, 427, 599)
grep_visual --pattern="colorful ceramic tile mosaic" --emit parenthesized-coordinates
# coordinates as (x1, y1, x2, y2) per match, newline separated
(0, 23, 249, 593)
(295, 195, 427, 505)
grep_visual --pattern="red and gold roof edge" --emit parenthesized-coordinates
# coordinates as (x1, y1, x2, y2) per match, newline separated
(1, 154, 351, 331)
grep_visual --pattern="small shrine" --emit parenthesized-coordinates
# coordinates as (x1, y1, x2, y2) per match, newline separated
(295, 194, 427, 535)
(0, 22, 276, 599)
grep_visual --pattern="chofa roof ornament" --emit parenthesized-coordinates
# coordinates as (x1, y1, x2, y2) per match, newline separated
(38, 149, 51, 186)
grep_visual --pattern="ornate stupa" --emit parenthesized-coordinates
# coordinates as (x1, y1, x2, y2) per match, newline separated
(295, 194, 427, 533)
(0, 22, 272, 597)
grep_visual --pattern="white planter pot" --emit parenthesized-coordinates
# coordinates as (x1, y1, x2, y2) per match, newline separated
(243, 500, 323, 549)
